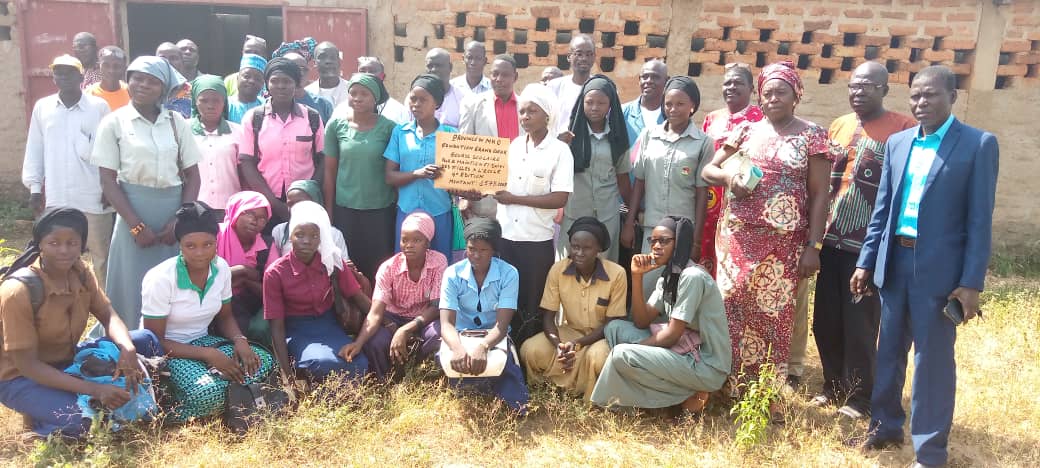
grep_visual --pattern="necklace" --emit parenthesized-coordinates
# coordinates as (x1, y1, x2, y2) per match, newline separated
(771, 116, 799, 135)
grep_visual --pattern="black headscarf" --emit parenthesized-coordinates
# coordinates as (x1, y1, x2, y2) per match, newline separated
(567, 216, 610, 252)
(410, 73, 445, 109)
(656, 215, 695, 305)
(174, 201, 219, 241)
(663, 76, 702, 116)
(1, 208, 88, 278)
(568, 74, 629, 173)
(463, 217, 501, 246)
(265, 57, 302, 86)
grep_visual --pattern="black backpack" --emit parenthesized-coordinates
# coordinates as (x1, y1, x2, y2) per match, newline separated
(0, 268, 44, 351)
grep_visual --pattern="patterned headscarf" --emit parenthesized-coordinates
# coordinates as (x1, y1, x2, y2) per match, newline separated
(272, 37, 317, 61)
(240, 53, 268, 73)
(401, 211, 436, 242)
(758, 61, 803, 100)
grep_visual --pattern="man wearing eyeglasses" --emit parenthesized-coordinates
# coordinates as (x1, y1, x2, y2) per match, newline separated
(811, 61, 915, 421)
(547, 34, 596, 142)
(451, 41, 491, 97)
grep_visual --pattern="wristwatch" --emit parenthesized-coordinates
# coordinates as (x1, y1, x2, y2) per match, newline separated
(572, 342, 583, 352)
(805, 239, 823, 251)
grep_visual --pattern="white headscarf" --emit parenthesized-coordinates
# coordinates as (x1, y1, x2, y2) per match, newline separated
(518, 83, 559, 137)
(288, 201, 342, 276)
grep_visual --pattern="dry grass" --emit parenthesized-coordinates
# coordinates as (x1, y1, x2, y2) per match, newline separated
(0, 191, 1037, 466)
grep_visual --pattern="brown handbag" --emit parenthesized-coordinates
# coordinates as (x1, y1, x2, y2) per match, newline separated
(330, 268, 364, 335)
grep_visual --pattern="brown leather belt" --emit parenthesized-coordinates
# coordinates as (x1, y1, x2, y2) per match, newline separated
(895, 235, 916, 248)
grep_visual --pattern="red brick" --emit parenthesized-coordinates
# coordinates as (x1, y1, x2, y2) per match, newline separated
(791, 43, 823, 55)
(732, 29, 761, 41)
(922, 49, 955, 61)
(485, 29, 510, 41)
(576, 8, 599, 19)
(943, 38, 977, 50)
(635, 0, 663, 6)
(997, 64, 1029, 76)
(752, 19, 781, 30)
(597, 48, 618, 58)
(443, 25, 473, 37)
(551, 43, 570, 55)
(511, 43, 535, 54)
(1012, 15, 1040, 27)
(810, 6, 840, 16)
(812, 32, 841, 44)
(479, 4, 514, 15)
(618, 35, 647, 47)
(914, 11, 942, 21)
(693, 27, 725, 40)
(773, 31, 804, 42)
(907, 37, 934, 48)
(1017, 53, 1040, 65)
(418, 0, 446, 12)
(844, 9, 874, 19)
(529, 6, 559, 18)
(882, 47, 912, 60)
(530, 56, 555, 67)
(908, 61, 928, 72)
(1001, 40, 1033, 53)
(637, 47, 667, 59)
(774, 5, 804, 15)
(466, 12, 495, 27)
(619, 10, 647, 22)
(838, 23, 869, 34)
(888, 25, 920, 36)
(860, 35, 890, 47)
(1029, 31, 1040, 42)
(928, 0, 961, 7)
(690, 51, 722, 63)
(892, 71, 911, 85)
(528, 30, 554, 42)
(1012, 1, 1039, 13)
(924, 26, 954, 37)
(833, 70, 852, 81)
(946, 12, 977, 23)
(834, 45, 865, 57)
(726, 53, 758, 64)
(715, 16, 746, 28)
(702, 63, 727, 75)
(704, 38, 738, 52)
(814, 57, 843, 68)
(597, 19, 624, 33)
(509, 17, 536, 30)
(880, 11, 908, 20)
(899, 0, 923, 4)
(949, 63, 972, 74)
(748, 42, 778, 53)
(862, 0, 893, 4)
(704, 3, 734, 13)
(885, 60, 906, 71)
(768, 52, 797, 63)
(553, 18, 580, 30)
(739, 5, 770, 14)
(449, 0, 480, 12)
(804, 20, 833, 31)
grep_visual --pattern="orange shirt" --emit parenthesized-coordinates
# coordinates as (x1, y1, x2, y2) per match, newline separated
(86, 81, 130, 111)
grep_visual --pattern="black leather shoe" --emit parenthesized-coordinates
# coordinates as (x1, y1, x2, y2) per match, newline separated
(845, 433, 903, 450)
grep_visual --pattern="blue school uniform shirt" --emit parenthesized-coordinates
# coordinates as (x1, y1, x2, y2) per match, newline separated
(440, 257, 519, 331)
(384, 121, 457, 217)
(896, 114, 955, 238)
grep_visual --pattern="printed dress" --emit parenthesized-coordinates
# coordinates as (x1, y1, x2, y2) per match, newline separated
(700, 105, 764, 276)
(714, 119, 831, 389)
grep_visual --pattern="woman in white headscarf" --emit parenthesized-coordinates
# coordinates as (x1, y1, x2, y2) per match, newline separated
(90, 56, 202, 327)
(493, 83, 574, 346)
(262, 201, 372, 384)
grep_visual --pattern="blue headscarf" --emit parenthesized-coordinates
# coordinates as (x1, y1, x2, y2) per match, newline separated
(126, 56, 187, 108)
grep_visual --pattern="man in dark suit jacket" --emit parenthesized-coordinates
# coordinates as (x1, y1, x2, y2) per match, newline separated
(851, 65, 999, 468)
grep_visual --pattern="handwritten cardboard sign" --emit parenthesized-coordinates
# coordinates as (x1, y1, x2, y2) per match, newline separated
(434, 132, 510, 194)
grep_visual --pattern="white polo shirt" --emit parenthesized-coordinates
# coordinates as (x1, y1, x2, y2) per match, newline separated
(497, 134, 574, 242)
(141, 255, 233, 344)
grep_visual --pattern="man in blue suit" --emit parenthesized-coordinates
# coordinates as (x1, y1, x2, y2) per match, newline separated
(851, 65, 999, 468)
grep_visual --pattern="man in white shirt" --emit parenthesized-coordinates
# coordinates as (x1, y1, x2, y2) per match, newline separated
(306, 41, 349, 107)
(357, 56, 412, 124)
(547, 34, 596, 140)
(450, 41, 492, 96)
(23, 55, 113, 285)
(425, 48, 466, 128)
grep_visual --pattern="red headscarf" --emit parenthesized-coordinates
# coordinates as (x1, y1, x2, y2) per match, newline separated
(758, 61, 803, 100)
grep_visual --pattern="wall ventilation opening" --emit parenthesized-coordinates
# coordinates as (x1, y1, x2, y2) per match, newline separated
(493, 40, 506, 54)
(688, 63, 702, 77)
(434, 24, 445, 39)
(394, 46, 404, 63)
(691, 37, 705, 52)
(717, 51, 727, 66)
(932, 37, 943, 51)
(910, 48, 922, 62)
(736, 40, 748, 53)
(394, 23, 407, 37)
(602, 32, 616, 48)
(994, 75, 1010, 89)
(494, 14, 507, 30)
(624, 21, 640, 35)
(455, 37, 464, 52)
(623, 46, 637, 61)
(514, 53, 529, 68)
(514, 30, 527, 44)
(600, 57, 616, 72)
(535, 42, 550, 57)
(890, 36, 903, 48)
(1026, 64, 1038, 78)
(474, 26, 485, 42)
(840, 57, 854, 71)
(759, 29, 773, 42)
(843, 33, 858, 47)
(955, 74, 969, 90)
(886, 59, 899, 73)
(557, 54, 569, 70)
(535, 17, 550, 31)
(797, 54, 811, 69)
(579, 19, 595, 34)
(777, 41, 791, 55)
(865, 45, 880, 60)
(819, 68, 834, 84)
(821, 44, 833, 58)
(722, 27, 732, 40)
(801, 32, 813, 44)
(998, 52, 1012, 65)
(455, 13, 466, 27)
(755, 52, 767, 68)
(648, 34, 667, 48)
(556, 30, 572, 44)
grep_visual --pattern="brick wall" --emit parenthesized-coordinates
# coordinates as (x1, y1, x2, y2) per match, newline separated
(0, 3, 25, 191)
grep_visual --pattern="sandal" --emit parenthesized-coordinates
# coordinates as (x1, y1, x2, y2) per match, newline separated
(681, 391, 711, 414)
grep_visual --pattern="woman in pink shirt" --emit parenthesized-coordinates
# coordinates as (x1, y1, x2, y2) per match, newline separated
(340, 212, 447, 380)
(216, 191, 273, 339)
(190, 75, 242, 218)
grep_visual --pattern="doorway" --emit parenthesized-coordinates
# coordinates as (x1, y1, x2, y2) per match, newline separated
(126, 2, 283, 78)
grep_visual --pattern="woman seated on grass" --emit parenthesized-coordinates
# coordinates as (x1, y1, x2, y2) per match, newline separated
(340, 211, 447, 380)
(264, 201, 371, 384)
(590, 216, 731, 414)
(0, 208, 160, 439)
(142, 202, 273, 421)
(270, 180, 350, 260)
(216, 191, 273, 340)
(438, 217, 528, 413)
(520, 217, 627, 400)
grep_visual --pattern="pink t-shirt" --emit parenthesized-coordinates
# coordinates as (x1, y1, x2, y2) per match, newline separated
(238, 103, 325, 197)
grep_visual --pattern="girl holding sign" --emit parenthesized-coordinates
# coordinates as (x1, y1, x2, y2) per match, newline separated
(384, 74, 458, 261)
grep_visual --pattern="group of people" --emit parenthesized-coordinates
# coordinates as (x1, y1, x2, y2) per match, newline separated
(3, 30, 998, 468)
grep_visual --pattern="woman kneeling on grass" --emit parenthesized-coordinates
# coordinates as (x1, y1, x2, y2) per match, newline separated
(0, 208, 160, 438)
(142, 202, 274, 421)
(264, 201, 372, 384)
(340, 211, 447, 380)
(590, 216, 731, 414)
(438, 217, 529, 413)
(520, 216, 627, 401)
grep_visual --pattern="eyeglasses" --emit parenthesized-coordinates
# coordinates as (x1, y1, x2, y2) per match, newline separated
(848, 83, 883, 92)
(646, 237, 675, 246)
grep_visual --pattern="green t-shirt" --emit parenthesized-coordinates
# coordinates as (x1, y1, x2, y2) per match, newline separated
(324, 114, 397, 209)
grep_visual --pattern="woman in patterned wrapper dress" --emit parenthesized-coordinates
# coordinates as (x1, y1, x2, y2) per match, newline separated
(701, 62, 832, 401)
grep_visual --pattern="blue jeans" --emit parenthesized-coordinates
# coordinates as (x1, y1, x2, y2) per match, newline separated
(0, 330, 161, 437)
(285, 309, 368, 381)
